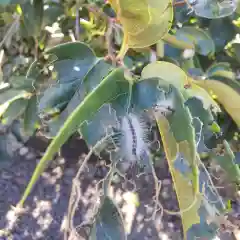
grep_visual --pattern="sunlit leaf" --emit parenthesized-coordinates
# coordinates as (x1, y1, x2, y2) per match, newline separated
(141, 61, 190, 89)
(109, 0, 173, 48)
(156, 116, 201, 240)
(141, 62, 219, 113)
(195, 78, 240, 128)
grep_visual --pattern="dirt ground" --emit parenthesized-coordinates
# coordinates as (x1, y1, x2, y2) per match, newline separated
(0, 134, 238, 240)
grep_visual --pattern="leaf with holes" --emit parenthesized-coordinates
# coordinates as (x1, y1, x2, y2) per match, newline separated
(17, 67, 130, 207)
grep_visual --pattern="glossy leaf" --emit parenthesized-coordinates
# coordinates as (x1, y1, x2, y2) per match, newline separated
(175, 26, 215, 56)
(38, 42, 97, 114)
(46, 59, 113, 137)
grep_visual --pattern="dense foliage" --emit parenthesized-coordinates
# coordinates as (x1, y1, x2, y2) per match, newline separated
(0, 0, 240, 239)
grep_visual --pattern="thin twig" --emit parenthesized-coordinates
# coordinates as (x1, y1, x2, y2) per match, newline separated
(65, 134, 112, 240)
(75, 0, 80, 40)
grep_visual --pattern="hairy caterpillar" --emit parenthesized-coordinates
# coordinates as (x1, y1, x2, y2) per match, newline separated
(111, 112, 151, 172)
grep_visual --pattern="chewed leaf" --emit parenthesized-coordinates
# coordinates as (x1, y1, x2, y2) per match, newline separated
(183, 83, 221, 112)
(18, 68, 130, 207)
(81, 104, 118, 147)
(89, 196, 126, 240)
(187, 0, 237, 19)
(132, 78, 165, 111)
(109, 0, 173, 48)
(156, 117, 201, 240)
(185, 97, 214, 126)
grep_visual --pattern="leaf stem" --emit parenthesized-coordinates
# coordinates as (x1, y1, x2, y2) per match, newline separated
(116, 33, 129, 61)
(75, 0, 80, 40)
(162, 33, 194, 50)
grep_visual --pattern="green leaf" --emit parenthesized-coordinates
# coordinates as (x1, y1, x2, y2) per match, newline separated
(89, 196, 126, 240)
(132, 77, 165, 111)
(2, 98, 29, 125)
(164, 87, 197, 166)
(156, 115, 201, 240)
(0, 0, 25, 5)
(9, 76, 35, 92)
(175, 26, 215, 56)
(208, 19, 235, 52)
(195, 77, 240, 128)
(42, 2, 64, 27)
(213, 140, 240, 183)
(24, 95, 39, 135)
(18, 68, 130, 207)
(206, 62, 233, 78)
(46, 59, 113, 137)
(21, 0, 44, 38)
(141, 61, 190, 90)
(38, 42, 97, 114)
(185, 97, 214, 126)
(109, 0, 173, 48)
